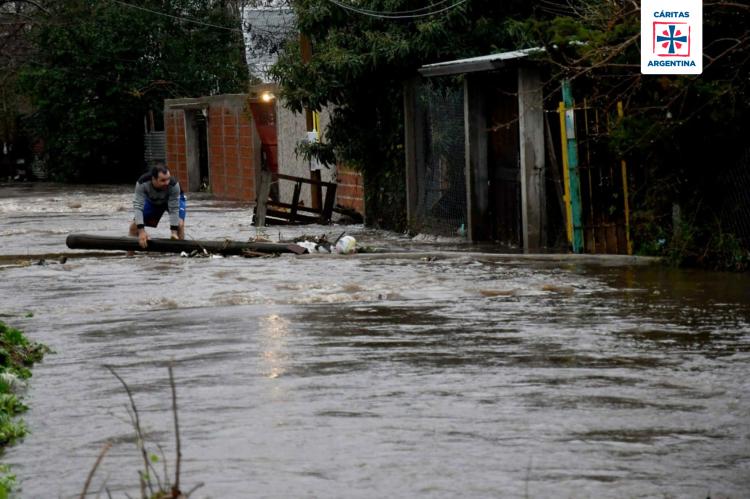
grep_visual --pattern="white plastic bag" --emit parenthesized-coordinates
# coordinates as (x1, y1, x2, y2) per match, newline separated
(335, 236, 356, 254)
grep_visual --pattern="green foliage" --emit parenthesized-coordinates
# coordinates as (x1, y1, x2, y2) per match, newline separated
(0, 321, 48, 497)
(0, 395, 26, 417)
(511, 1, 749, 269)
(0, 321, 48, 450)
(19, 0, 249, 181)
(665, 218, 750, 271)
(271, 0, 536, 229)
(633, 207, 750, 271)
(295, 139, 337, 168)
(0, 413, 26, 447)
(0, 464, 16, 499)
(0, 322, 49, 378)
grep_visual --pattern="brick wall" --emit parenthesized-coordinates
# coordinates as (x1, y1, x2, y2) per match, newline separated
(165, 109, 187, 185)
(336, 165, 365, 216)
(207, 101, 255, 201)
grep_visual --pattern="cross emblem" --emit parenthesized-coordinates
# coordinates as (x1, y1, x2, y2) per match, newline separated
(656, 24, 688, 55)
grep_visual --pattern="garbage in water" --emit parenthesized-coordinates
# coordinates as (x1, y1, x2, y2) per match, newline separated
(286, 233, 357, 255)
(335, 235, 356, 254)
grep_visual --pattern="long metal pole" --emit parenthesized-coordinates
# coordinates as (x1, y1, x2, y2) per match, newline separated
(558, 101, 573, 247)
(561, 79, 584, 253)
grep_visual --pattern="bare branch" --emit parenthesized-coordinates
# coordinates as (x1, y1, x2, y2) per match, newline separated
(105, 365, 155, 498)
(169, 362, 182, 498)
(80, 442, 112, 499)
(0, 0, 49, 14)
(705, 2, 750, 11)
(185, 482, 205, 497)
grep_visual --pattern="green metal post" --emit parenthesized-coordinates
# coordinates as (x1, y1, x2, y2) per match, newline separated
(562, 79, 584, 253)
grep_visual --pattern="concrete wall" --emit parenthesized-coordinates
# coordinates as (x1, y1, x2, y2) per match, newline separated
(276, 102, 364, 216)
(275, 102, 335, 207)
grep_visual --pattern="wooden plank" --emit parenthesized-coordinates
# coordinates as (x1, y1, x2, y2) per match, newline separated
(544, 112, 567, 230)
(275, 172, 336, 188)
(255, 169, 272, 227)
(290, 181, 302, 223)
(321, 182, 337, 223)
(311, 170, 323, 210)
(267, 200, 323, 215)
(605, 224, 619, 254)
(518, 66, 546, 251)
(66, 234, 306, 255)
(464, 74, 489, 241)
(264, 209, 320, 224)
(617, 102, 633, 255)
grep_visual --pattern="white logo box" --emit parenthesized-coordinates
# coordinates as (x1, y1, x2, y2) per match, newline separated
(641, 0, 702, 74)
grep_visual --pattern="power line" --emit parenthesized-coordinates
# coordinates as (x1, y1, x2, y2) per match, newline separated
(108, 0, 243, 33)
(109, 1, 296, 38)
(327, 0, 454, 15)
(326, 0, 469, 19)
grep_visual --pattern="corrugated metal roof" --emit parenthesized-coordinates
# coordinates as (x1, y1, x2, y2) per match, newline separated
(418, 48, 545, 77)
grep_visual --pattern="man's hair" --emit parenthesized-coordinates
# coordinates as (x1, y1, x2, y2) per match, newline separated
(151, 164, 170, 178)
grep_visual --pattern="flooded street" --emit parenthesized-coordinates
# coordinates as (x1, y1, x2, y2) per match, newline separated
(1, 183, 749, 498)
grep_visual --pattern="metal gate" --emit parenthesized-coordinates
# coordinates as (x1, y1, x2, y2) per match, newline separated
(557, 95, 633, 254)
(413, 78, 467, 237)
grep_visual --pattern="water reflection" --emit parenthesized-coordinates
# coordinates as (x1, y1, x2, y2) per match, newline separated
(261, 314, 290, 380)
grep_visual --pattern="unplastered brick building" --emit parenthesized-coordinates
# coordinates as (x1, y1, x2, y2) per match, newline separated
(165, 94, 257, 201)
(163, 90, 365, 219)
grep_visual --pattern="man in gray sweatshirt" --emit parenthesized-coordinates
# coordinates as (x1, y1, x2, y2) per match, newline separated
(128, 165, 186, 248)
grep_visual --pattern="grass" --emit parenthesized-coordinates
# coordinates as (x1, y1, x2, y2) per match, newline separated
(0, 321, 49, 497)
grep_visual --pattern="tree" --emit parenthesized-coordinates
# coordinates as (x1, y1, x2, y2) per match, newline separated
(271, 0, 535, 229)
(19, 0, 249, 181)
(273, 0, 749, 267)
(512, 0, 750, 266)
(0, 0, 47, 169)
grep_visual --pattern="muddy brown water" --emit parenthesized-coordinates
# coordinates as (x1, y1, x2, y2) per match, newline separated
(1, 183, 749, 498)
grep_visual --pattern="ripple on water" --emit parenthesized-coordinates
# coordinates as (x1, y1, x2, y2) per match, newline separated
(1, 185, 749, 498)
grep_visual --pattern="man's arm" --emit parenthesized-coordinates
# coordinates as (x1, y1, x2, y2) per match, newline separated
(168, 182, 181, 232)
(133, 182, 150, 248)
(133, 182, 147, 228)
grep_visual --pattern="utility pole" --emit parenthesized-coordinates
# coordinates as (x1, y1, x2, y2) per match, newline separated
(560, 79, 584, 253)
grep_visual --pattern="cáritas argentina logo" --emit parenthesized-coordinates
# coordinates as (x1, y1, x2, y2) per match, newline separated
(641, 0, 702, 74)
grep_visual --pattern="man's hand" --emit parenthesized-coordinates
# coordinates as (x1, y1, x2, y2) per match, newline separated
(138, 229, 149, 248)
(170, 230, 179, 240)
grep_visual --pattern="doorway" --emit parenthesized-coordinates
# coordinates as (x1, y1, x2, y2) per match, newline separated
(486, 74, 522, 247)
(185, 109, 209, 192)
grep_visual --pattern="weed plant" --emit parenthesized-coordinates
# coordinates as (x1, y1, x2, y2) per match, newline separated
(0, 321, 49, 497)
